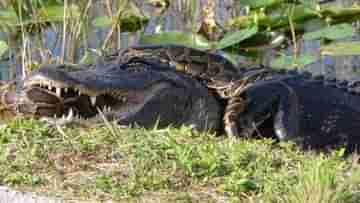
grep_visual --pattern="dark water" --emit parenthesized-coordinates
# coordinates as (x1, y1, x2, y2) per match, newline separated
(0, 0, 359, 81)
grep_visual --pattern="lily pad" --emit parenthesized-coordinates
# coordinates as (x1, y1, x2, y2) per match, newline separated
(139, 31, 211, 50)
(238, 0, 282, 9)
(303, 23, 355, 41)
(38, 4, 80, 21)
(0, 5, 80, 26)
(320, 42, 360, 56)
(0, 9, 18, 25)
(92, 16, 111, 28)
(229, 4, 317, 30)
(215, 26, 258, 50)
(320, 6, 360, 19)
(271, 54, 318, 69)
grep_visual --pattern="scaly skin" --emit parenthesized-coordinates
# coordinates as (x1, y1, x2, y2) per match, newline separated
(106, 44, 240, 82)
(232, 74, 360, 154)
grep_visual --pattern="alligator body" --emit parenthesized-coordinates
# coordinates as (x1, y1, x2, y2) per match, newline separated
(1, 44, 360, 153)
(231, 74, 360, 153)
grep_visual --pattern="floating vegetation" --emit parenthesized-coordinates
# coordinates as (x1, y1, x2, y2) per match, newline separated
(321, 41, 360, 56)
(0, 41, 8, 59)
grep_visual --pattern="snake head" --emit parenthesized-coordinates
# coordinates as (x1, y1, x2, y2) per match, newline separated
(0, 80, 19, 120)
(0, 80, 66, 121)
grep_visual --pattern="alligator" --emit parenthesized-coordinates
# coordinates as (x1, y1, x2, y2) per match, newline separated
(0, 62, 223, 131)
(1, 44, 360, 154)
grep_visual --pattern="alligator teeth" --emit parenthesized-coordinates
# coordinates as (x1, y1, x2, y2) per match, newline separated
(103, 105, 111, 112)
(67, 108, 74, 121)
(74, 112, 80, 120)
(56, 88, 61, 97)
(90, 96, 97, 106)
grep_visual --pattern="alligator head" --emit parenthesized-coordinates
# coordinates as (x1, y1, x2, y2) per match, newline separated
(0, 61, 222, 131)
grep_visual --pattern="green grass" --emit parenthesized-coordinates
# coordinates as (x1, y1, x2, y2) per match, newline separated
(0, 118, 359, 202)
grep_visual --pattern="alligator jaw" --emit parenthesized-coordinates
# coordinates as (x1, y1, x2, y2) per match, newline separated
(23, 80, 172, 121)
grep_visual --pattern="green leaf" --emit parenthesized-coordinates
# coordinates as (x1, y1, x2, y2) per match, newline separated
(0, 5, 80, 26)
(92, 16, 112, 28)
(79, 50, 97, 65)
(215, 26, 258, 50)
(321, 42, 360, 56)
(0, 41, 9, 59)
(238, 0, 282, 9)
(92, 15, 148, 32)
(236, 179, 258, 192)
(299, 0, 318, 10)
(91, 2, 148, 32)
(119, 1, 149, 32)
(320, 5, 360, 18)
(139, 32, 210, 50)
(0, 9, 18, 25)
(38, 5, 80, 21)
(303, 23, 355, 41)
(271, 54, 317, 69)
(229, 4, 317, 30)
